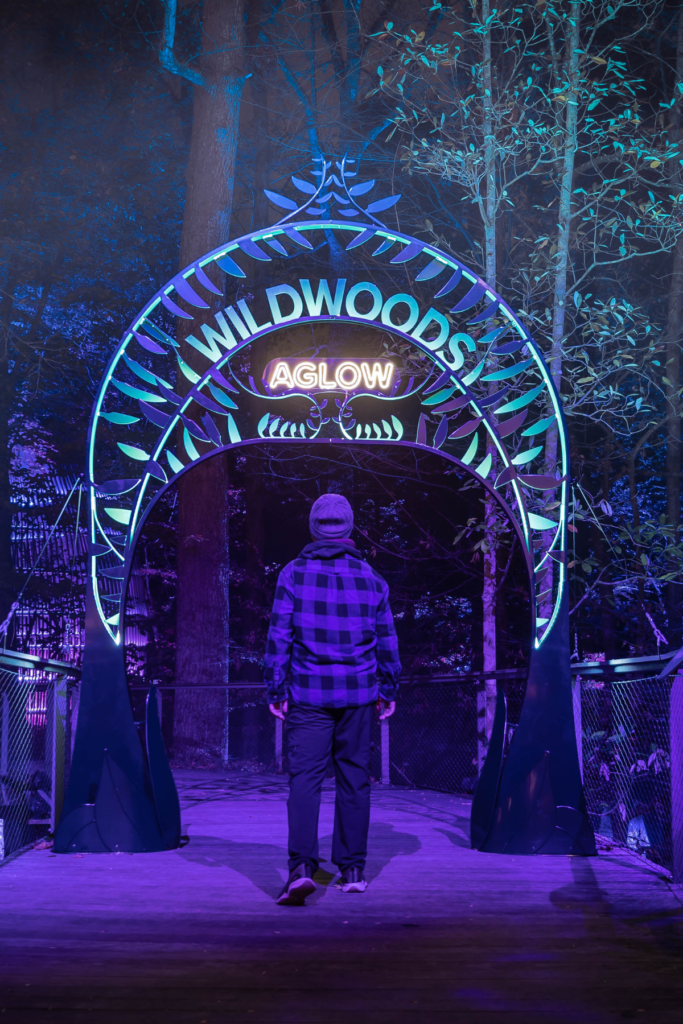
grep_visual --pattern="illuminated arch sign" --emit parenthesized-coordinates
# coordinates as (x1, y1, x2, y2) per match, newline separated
(264, 357, 395, 395)
(57, 156, 592, 860)
(89, 211, 568, 648)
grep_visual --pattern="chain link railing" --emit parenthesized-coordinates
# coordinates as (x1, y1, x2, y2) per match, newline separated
(0, 657, 78, 861)
(580, 671, 683, 879)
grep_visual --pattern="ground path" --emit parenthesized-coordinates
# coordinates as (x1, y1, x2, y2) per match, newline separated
(1, 770, 682, 1023)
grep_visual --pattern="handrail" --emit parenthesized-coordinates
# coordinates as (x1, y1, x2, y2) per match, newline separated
(0, 650, 81, 678)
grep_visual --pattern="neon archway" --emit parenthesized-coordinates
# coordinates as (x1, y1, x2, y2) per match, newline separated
(56, 159, 595, 858)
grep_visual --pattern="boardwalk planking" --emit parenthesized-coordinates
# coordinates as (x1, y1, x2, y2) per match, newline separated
(0, 770, 682, 1023)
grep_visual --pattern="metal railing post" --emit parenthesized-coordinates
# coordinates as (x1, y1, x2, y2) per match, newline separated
(49, 676, 67, 833)
(381, 718, 390, 785)
(1, 691, 8, 775)
(573, 676, 583, 781)
(275, 717, 283, 773)
(671, 671, 683, 884)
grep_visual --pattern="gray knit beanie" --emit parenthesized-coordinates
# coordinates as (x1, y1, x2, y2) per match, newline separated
(309, 493, 354, 540)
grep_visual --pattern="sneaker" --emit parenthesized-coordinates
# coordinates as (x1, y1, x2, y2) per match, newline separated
(276, 865, 317, 906)
(336, 867, 367, 893)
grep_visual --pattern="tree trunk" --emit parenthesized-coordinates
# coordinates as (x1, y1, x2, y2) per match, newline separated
(540, 3, 581, 624)
(173, 0, 246, 766)
(664, 13, 683, 650)
(479, 0, 497, 769)
(0, 274, 18, 635)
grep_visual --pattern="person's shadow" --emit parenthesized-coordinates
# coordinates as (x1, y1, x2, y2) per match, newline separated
(176, 821, 421, 902)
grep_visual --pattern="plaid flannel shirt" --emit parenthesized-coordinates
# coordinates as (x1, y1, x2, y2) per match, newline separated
(264, 542, 401, 707)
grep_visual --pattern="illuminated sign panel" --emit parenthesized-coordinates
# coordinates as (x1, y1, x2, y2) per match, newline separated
(263, 358, 395, 395)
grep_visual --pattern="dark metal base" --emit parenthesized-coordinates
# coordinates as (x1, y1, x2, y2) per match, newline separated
(54, 584, 181, 854)
(470, 591, 596, 856)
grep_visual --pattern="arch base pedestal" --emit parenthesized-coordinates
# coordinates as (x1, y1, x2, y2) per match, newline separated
(471, 591, 596, 856)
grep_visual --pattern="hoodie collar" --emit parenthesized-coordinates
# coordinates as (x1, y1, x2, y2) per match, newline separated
(299, 539, 359, 560)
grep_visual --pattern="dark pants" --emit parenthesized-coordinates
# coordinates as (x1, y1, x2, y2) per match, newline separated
(285, 701, 374, 874)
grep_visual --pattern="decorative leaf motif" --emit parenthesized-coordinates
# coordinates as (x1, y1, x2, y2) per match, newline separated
(177, 355, 201, 384)
(263, 236, 289, 256)
(416, 413, 428, 446)
(264, 189, 298, 210)
(215, 252, 246, 278)
(431, 395, 470, 415)
(112, 379, 165, 404)
(422, 368, 453, 396)
(194, 264, 222, 295)
(461, 432, 479, 465)
(146, 460, 167, 483)
(468, 299, 500, 324)
(95, 479, 141, 496)
(348, 180, 375, 196)
(140, 320, 179, 348)
(268, 417, 282, 437)
(475, 453, 493, 479)
(451, 282, 486, 312)
(528, 512, 558, 531)
(193, 391, 230, 417)
(166, 451, 184, 475)
(433, 416, 448, 449)
(283, 227, 313, 249)
(511, 445, 543, 466)
(478, 386, 510, 408)
(365, 194, 401, 214)
(122, 353, 169, 387)
(391, 415, 404, 440)
(257, 413, 270, 438)
(139, 402, 171, 429)
(434, 267, 463, 298)
(462, 359, 486, 387)
(209, 366, 239, 392)
(495, 466, 517, 488)
(101, 412, 140, 425)
(161, 293, 194, 319)
(496, 409, 529, 436)
(381, 419, 392, 438)
(181, 415, 210, 443)
(416, 259, 448, 282)
(422, 385, 457, 406)
(291, 176, 317, 194)
(172, 275, 210, 309)
(521, 416, 556, 437)
(158, 382, 182, 404)
(117, 443, 150, 462)
(449, 417, 482, 439)
(373, 238, 395, 256)
(495, 383, 545, 415)
(207, 383, 238, 410)
(105, 508, 132, 525)
(390, 241, 423, 264)
(239, 239, 271, 261)
(134, 332, 166, 355)
(492, 339, 526, 355)
(481, 358, 534, 383)
(518, 474, 563, 490)
(183, 428, 200, 461)
(346, 228, 376, 250)
(227, 414, 241, 444)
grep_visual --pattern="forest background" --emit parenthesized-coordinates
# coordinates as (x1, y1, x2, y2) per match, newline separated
(2, 0, 683, 751)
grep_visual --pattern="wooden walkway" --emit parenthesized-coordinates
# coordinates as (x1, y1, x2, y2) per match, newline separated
(1, 770, 682, 1023)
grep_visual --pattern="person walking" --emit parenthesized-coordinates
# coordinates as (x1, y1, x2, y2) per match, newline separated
(265, 493, 401, 906)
